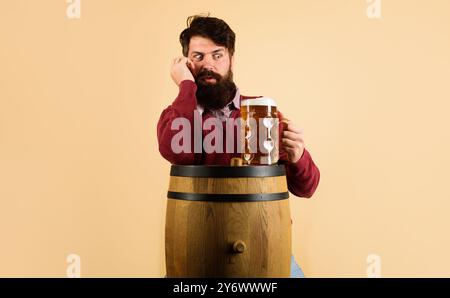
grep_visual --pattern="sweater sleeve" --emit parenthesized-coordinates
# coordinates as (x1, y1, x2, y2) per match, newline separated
(284, 149, 320, 198)
(157, 80, 200, 165)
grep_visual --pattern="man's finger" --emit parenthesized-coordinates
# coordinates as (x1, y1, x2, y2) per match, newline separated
(278, 111, 290, 124)
(282, 138, 301, 148)
(283, 130, 304, 142)
(181, 57, 191, 64)
(173, 57, 183, 65)
(286, 123, 303, 134)
(284, 146, 297, 156)
(186, 58, 195, 71)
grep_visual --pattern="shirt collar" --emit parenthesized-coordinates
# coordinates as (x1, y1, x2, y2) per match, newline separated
(197, 87, 240, 115)
(230, 87, 241, 110)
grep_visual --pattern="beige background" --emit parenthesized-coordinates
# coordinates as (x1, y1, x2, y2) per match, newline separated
(1, 0, 449, 277)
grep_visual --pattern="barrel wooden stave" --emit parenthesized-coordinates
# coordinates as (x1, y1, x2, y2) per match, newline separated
(165, 166, 291, 278)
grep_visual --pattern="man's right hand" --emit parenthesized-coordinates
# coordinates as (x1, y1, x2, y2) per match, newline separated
(171, 57, 195, 86)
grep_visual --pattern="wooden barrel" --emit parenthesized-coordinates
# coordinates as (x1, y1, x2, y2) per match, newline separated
(165, 165, 291, 277)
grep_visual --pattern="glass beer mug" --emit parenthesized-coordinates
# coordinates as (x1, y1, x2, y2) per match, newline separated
(240, 97, 279, 165)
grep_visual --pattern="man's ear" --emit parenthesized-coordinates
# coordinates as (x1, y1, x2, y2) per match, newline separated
(230, 55, 235, 72)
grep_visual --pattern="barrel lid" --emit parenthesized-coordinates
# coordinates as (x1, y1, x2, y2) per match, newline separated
(170, 165, 286, 178)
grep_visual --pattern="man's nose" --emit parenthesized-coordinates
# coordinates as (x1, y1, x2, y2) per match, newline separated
(199, 56, 215, 72)
(202, 65, 214, 72)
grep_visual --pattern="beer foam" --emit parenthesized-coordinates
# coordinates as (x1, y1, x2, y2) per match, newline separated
(240, 97, 277, 107)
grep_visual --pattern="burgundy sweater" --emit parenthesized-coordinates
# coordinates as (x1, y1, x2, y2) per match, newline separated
(157, 80, 320, 198)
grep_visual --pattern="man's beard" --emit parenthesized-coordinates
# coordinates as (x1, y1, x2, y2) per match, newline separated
(195, 69, 237, 112)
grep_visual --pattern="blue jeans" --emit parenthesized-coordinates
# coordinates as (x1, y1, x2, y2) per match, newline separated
(290, 255, 305, 278)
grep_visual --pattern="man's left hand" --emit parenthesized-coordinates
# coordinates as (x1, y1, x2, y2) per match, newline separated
(280, 118, 305, 164)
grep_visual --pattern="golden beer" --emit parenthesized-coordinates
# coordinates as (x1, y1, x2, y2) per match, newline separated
(240, 97, 279, 165)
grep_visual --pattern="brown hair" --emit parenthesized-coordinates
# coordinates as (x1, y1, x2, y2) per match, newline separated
(179, 14, 236, 57)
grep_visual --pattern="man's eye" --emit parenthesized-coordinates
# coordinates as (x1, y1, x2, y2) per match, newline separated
(193, 54, 203, 61)
(213, 54, 223, 59)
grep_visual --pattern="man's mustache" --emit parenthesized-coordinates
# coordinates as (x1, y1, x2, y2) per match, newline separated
(196, 70, 222, 81)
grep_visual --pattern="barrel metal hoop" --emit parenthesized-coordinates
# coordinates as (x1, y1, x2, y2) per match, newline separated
(170, 165, 286, 178)
(167, 191, 289, 202)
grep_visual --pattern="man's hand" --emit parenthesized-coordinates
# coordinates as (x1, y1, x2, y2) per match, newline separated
(280, 114, 305, 164)
(171, 57, 195, 86)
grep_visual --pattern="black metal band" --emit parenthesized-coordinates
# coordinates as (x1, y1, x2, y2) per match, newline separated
(170, 165, 286, 178)
(167, 191, 289, 202)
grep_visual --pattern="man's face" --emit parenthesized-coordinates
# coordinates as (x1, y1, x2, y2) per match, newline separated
(187, 36, 234, 84)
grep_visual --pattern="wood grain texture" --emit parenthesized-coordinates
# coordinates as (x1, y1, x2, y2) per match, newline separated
(165, 172, 292, 277)
(168, 176, 288, 194)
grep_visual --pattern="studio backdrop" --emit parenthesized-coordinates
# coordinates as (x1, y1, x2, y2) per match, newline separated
(1, 0, 449, 277)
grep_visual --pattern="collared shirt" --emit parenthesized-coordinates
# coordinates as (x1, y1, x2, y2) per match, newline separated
(197, 88, 241, 121)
